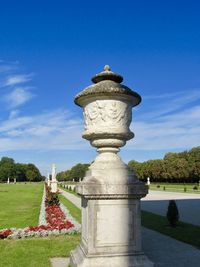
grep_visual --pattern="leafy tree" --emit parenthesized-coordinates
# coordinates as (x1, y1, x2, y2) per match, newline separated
(0, 157, 42, 182)
(0, 157, 15, 182)
(57, 163, 89, 182)
(13, 163, 27, 182)
(25, 164, 42, 182)
(128, 146, 200, 183)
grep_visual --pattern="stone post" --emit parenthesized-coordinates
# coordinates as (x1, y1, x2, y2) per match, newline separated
(70, 66, 154, 267)
(147, 177, 150, 186)
(7, 177, 10, 184)
(47, 173, 51, 187)
(51, 164, 57, 193)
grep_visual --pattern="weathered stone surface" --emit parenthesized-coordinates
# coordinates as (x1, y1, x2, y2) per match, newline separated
(70, 66, 154, 267)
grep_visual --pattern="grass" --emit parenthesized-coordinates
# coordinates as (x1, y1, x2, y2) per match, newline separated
(149, 183, 200, 193)
(141, 210, 200, 249)
(0, 183, 81, 267)
(0, 183, 43, 229)
(59, 195, 81, 223)
(0, 234, 80, 267)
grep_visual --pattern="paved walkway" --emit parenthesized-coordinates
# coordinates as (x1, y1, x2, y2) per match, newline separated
(51, 189, 200, 267)
(59, 189, 81, 208)
(142, 190, 200, 226)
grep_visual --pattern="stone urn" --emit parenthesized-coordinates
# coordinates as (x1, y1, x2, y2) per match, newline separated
(70, 66, 154, 267)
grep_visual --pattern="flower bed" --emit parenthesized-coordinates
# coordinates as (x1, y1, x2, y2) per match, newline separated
(0, 184, 80, 239)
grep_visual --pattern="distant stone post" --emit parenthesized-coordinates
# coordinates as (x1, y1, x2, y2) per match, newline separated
(47, 173, 51, 187)
(14, 178, 16, 184)
(70, 66, 154, 266)
(51, 164, 57, 193)
(147, 177, 150, 185)
(7, 177, 10, 184)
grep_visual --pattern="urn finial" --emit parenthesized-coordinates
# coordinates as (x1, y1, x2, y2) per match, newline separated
(104, 65, 111, 71)
(91, 65, 123, 84)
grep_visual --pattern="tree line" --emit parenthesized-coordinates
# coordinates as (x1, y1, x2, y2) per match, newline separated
(128, 147, 200, 183)
(57, 163, 89, 182)
(0, 157, 43, 182)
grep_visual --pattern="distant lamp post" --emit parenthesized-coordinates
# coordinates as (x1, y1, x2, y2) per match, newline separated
(51, 164, 57, 193)
(70, 66, 154, 267)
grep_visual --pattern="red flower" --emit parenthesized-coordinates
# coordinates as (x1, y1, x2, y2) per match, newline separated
(0, 229, 12, 239)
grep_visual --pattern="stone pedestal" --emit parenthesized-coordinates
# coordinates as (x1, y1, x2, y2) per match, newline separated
(70, 66, 154, 267)
(70, 156, 154, 267)
(51, 181, 58, 193)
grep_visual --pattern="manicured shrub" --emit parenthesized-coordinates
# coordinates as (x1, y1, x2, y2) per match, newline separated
(167, 200, 179, 227)
(184, 187, 187, 192)
(163, 186, 166, 191)
(193, 185, 198, 190)
(157, 185, 160, 188)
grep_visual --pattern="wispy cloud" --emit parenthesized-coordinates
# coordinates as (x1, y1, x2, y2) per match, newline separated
(0, 109, 86, 152)
(139, 89, 200, 119)
(129, 90, 200, 151)
(0, 61, 36, 110)
(9, 110, 20, 119)
(0, 61, 18, 74)
(3, 87, 35, 109)
(4, 73, 33, 86)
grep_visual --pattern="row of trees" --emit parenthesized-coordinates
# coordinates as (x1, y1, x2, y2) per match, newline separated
(128, 147, 200, 183)
(0, 157, 43, 182)
(57, 163, 89, 182)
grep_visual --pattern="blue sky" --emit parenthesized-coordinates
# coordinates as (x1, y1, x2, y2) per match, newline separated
(0, 1, 199, 175)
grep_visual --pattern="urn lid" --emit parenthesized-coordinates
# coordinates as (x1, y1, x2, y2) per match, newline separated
(74, 65, 141, 106)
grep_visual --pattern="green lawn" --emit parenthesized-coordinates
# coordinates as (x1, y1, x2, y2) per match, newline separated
(0, 183, 80, 267)
(0, 234, 80, 267)
(141, 210, 200, 249)
(59, 195, 81, 224)
(0, 183, 43, 229)
(149, 183, 200, 193)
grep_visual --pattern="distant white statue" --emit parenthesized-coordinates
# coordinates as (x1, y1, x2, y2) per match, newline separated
(51, 164, 57, 193)
(7, 177, 10, 184)
(47, 173, 51, 187)
(147, 177, 150, 185)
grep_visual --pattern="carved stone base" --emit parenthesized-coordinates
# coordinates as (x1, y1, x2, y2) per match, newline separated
(70, 244, 154, 267)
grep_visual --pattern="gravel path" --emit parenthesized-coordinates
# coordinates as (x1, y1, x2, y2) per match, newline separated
(53, 189, 200, 267)
(142, 190, 200, 226)
(59, 189, 81, 208)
